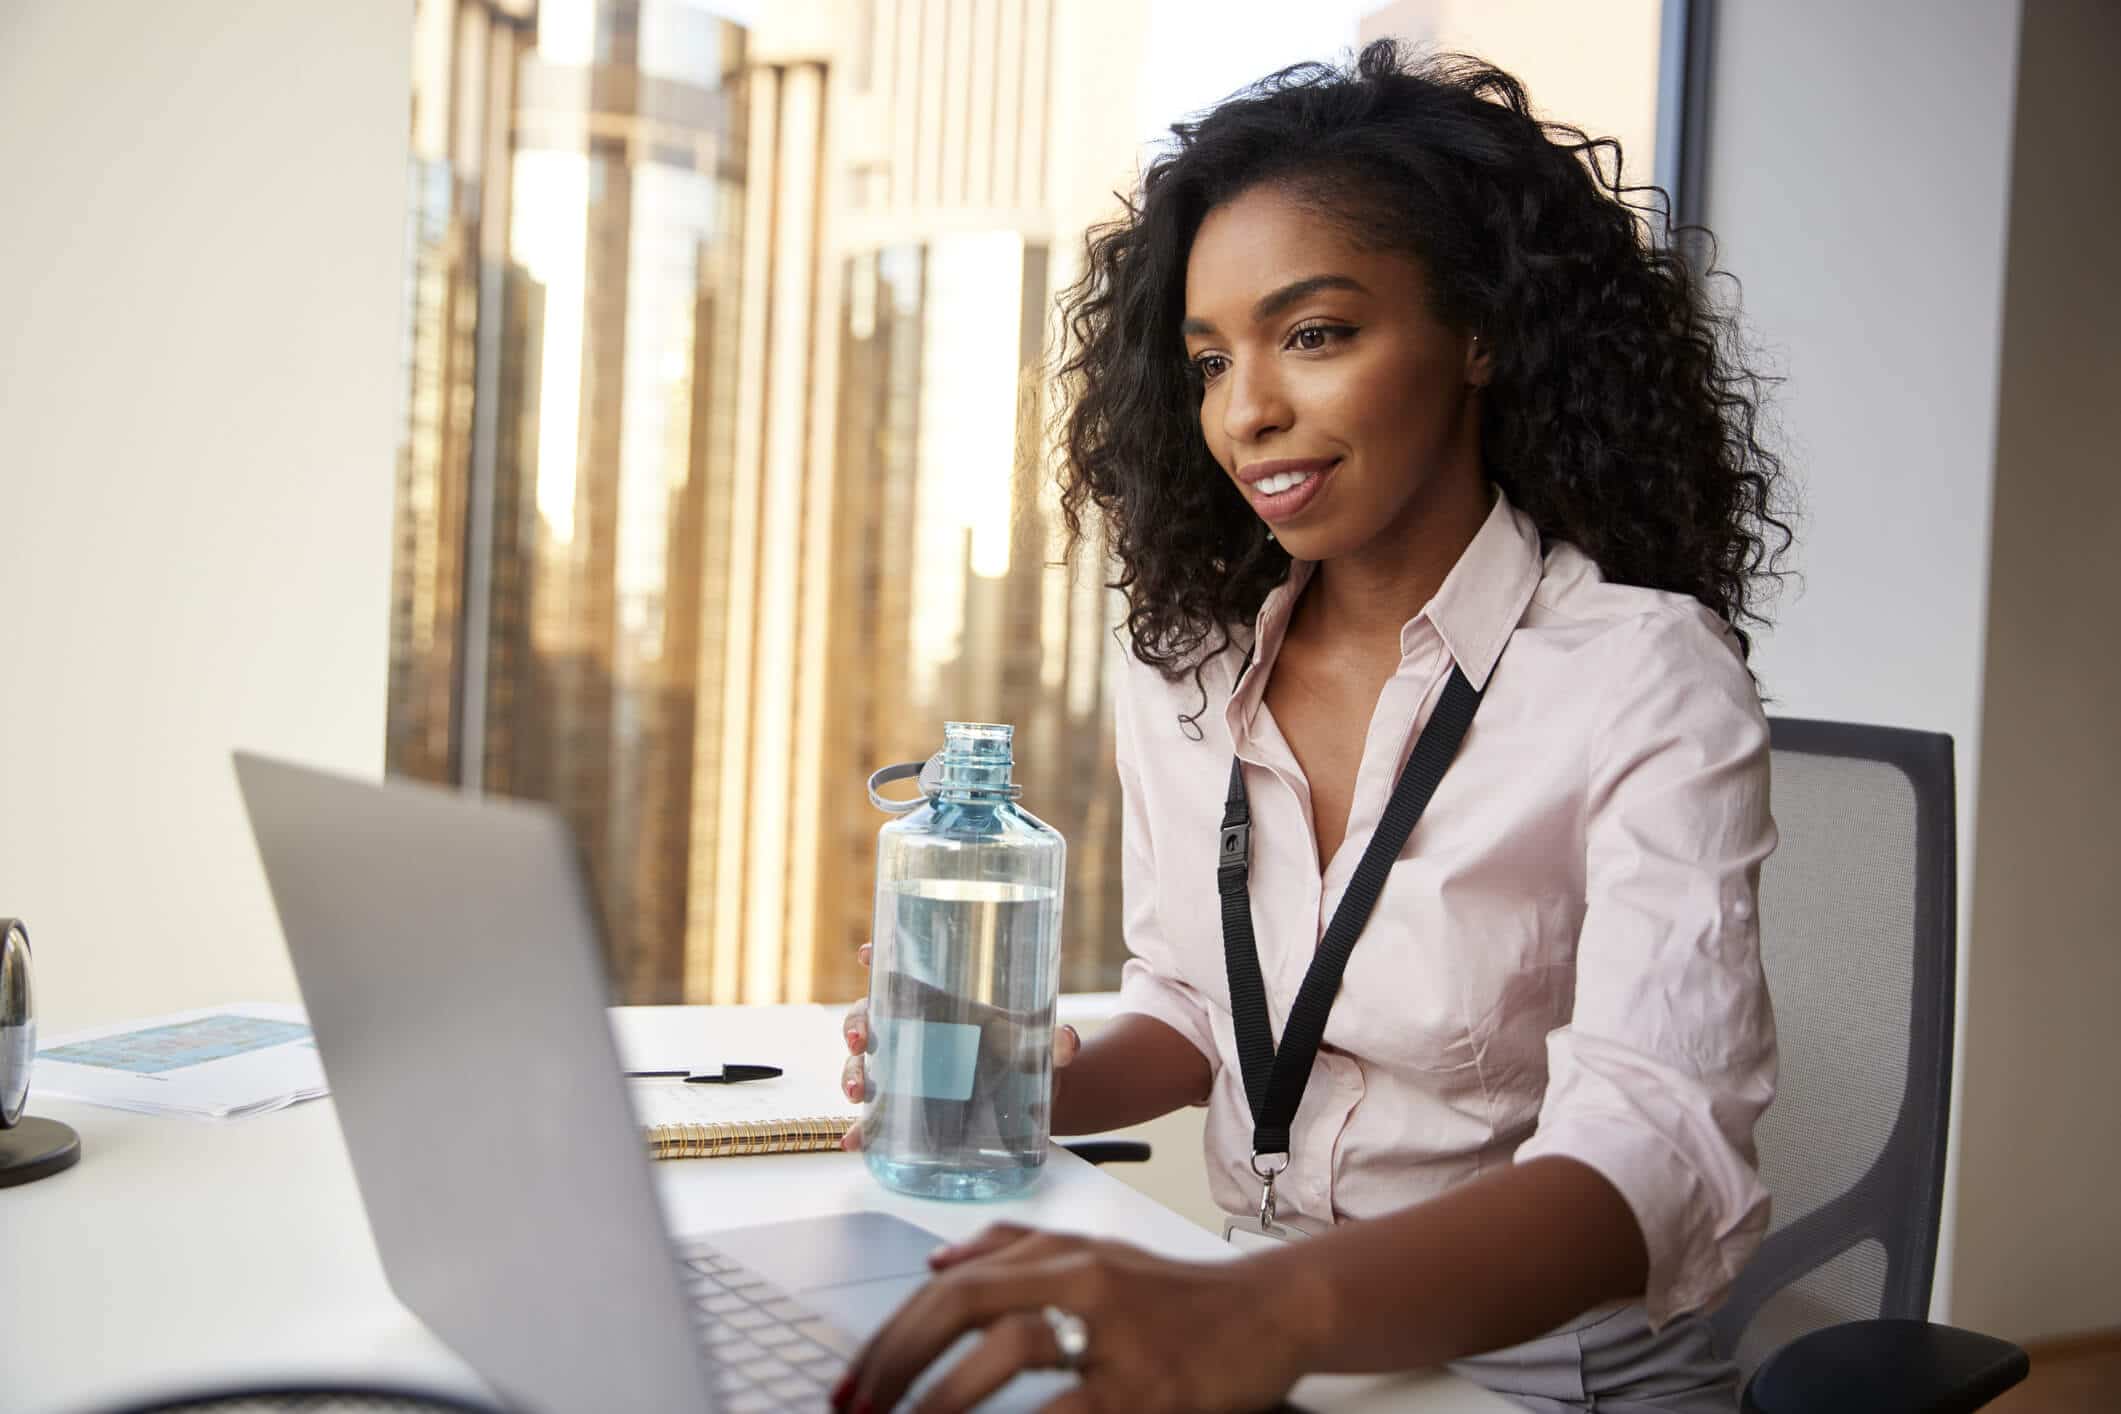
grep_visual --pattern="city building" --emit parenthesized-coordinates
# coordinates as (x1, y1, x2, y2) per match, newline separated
(387, 0, 1147, 1005)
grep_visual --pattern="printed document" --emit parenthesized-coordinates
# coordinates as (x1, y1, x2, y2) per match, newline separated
(34, 1002, 327, 1118)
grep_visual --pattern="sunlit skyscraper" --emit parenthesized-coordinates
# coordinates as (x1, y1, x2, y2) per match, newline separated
(391, 0, 748, 1002)
(705, 0, 1149, 1005)
(388, 0, 1147, 1006)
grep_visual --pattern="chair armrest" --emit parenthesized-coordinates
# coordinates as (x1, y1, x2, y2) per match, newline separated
(1060, 1140, 1153, 1165)
(1742, 1318, 2028, 1414)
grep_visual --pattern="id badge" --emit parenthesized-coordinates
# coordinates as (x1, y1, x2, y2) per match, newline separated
(1222, 1213, 1308, 1251)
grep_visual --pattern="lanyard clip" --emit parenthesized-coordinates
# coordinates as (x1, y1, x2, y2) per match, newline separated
(1250, 1149, 1288, 1228)
(1217, 822, 1250, 887)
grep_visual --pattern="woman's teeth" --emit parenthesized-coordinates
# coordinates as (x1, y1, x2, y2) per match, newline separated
(1256, 470, 1316, 496)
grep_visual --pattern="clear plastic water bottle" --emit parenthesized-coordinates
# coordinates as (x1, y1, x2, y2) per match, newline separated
(862, 722, 1064, 1200)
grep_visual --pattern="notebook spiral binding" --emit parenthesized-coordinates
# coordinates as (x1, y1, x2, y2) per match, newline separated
(646, 1116, 856, 1160)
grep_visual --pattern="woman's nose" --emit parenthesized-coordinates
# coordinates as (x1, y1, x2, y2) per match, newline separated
(1221, 358, 1291, 445)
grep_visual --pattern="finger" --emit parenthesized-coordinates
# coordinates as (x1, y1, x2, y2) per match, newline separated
(927, 1221, 1037, 1270)
(845, 1255, 1085, 1414)
(843, 997, 869, 1054)
(1055, 1023, 1080, 1068)
(858, 941, 873, 969)
(840, 1053, 868, 1105)
(938, 1231, 1094, 1280)
(911, 1311, 1055, 1414)
(1035, 1389, 1100, 1414)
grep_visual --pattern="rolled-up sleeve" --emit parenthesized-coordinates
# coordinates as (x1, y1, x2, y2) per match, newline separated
(1110, 658, 1220, 1074)
(1515, 606, 1779, 1328)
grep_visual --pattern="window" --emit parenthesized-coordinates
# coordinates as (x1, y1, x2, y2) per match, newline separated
(388, 0, 1681, 1005)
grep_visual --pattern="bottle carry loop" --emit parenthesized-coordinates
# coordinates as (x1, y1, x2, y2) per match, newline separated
(866, 758, 938, 814)
(867, 754, 1023, 813)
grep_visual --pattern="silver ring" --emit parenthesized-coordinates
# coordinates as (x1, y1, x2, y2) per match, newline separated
(1041, 1304, 1090, 1371)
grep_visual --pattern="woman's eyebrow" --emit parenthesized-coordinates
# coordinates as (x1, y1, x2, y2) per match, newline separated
(1180, 274, 1370, 338)
(1253, 273, 1368, 321)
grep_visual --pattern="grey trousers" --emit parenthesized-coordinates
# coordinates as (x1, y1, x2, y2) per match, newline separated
(1446, 1301, 1738, 1412)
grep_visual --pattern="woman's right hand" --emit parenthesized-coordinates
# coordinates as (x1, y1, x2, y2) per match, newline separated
(838, 942, 1081, 1151)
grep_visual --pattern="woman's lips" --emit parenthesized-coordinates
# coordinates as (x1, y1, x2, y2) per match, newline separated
(1246, 459, 1336, 523)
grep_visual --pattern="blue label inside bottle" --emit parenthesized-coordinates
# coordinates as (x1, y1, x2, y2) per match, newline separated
(876, 1018, 982, 1102)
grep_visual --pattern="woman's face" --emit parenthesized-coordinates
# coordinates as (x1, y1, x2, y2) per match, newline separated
(1181, 184, 1488, 564)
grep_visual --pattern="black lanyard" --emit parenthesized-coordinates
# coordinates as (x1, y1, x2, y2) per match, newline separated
(1217, 660, 1484, 1221)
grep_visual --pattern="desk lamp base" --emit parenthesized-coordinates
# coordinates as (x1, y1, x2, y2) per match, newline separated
(0, 1115, 81, 1186)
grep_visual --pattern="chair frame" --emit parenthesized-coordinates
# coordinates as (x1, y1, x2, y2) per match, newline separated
(1711, 717, 1958, 1353)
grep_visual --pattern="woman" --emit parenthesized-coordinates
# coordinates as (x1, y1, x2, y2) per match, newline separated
(835, 39, 1789, 1414)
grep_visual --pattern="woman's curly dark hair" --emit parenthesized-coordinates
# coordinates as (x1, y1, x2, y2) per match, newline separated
(1055, 40, 1792, 703)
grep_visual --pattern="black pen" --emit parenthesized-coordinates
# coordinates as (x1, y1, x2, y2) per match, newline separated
(622, 1064, 784, 1085)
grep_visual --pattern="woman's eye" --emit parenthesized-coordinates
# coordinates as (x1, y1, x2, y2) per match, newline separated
(1288, 324, 1351, 352)
(1191, 353, 1229, 382)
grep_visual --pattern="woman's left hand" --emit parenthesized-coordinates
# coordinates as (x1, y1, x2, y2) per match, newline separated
(831, 1222, 1313, 1414)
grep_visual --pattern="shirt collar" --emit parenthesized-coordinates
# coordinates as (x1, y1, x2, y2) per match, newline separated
(1414, 483, 1545, 691)
(1227, 484, 1544, 731)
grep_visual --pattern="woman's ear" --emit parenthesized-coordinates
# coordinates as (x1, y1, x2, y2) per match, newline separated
(1465, 331, 1493, 388)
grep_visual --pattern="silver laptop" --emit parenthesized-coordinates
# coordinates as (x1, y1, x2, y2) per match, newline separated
(235, 751, 1067, 1414)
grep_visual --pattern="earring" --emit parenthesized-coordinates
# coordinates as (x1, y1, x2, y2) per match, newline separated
(1265, 527, 1276, 543)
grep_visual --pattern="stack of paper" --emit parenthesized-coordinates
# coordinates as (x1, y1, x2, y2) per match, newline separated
(33, 1002, 328, 1119)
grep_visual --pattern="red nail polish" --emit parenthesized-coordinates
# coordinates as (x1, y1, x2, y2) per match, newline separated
(830, 1372, 852, 1407)
(854, 1399, 874, 1414)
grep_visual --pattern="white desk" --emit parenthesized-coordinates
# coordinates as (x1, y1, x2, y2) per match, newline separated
(4, 1005, 1514, 1414)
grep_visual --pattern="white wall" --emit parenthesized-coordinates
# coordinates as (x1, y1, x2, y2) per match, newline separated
(1358, 0, 1666, 193)
(0, 1, 411, 1030)
(1706, 0, 2018, 764)
(1953, 0, 2121, 1345)
(1708, 0, 2121, 1345)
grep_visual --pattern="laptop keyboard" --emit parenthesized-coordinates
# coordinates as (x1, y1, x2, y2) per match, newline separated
(677, 1241, 855, 1414)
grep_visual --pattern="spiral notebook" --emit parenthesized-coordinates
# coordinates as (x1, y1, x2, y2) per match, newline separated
(628, 1077, 860, 1160)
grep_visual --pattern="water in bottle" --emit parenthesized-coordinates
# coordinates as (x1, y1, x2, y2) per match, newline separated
(863, 723, 1064, 1200)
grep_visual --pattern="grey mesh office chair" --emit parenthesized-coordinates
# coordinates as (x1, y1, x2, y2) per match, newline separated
(1716, 719, 2027, 1413)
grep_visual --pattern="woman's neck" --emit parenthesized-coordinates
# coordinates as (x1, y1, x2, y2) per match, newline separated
(1294, 472, 1494, 654)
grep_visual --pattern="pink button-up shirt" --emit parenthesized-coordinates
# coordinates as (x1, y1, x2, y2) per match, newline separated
(1114, 487, 1777, 1327)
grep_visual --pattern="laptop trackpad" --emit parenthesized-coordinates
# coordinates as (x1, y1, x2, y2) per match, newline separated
(709, 1210, 941, 1293)
(742, 1229, 1077, 1414)
(707, 1212, 1077, 1412)
(795, 1267, 1078, 1412)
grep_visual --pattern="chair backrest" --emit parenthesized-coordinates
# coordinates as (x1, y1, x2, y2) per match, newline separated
(1709, 718, 1957, 1374)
